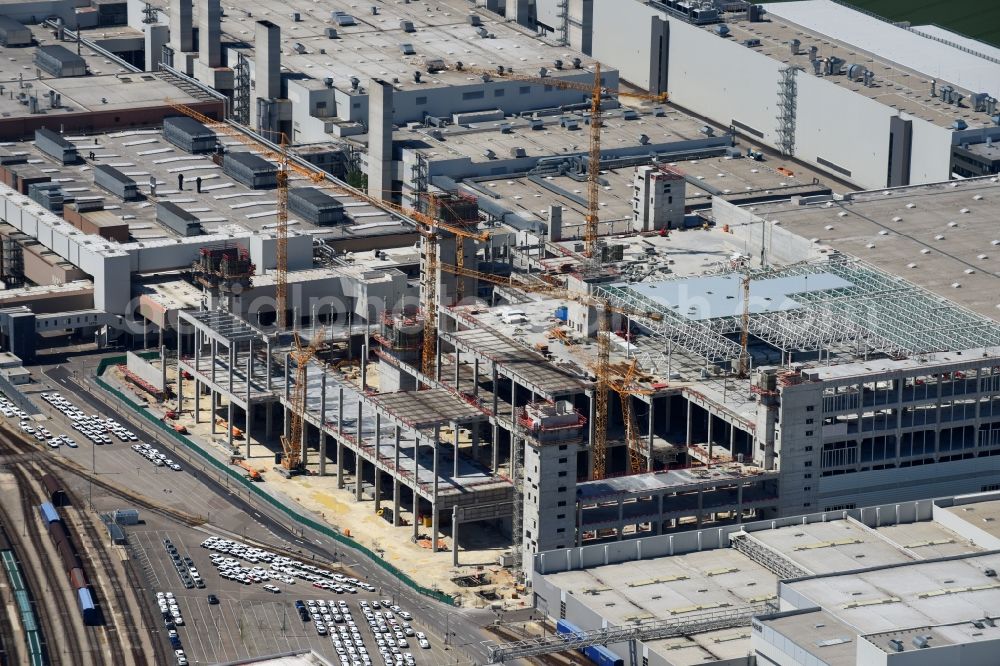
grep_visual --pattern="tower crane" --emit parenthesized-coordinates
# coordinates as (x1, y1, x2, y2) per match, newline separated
(611, 359, 655, 474)
(450, 63, 668, 263)
(281, 331, 326, 472)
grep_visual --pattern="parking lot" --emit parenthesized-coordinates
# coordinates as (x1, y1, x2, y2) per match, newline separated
(5, 383, 467, 665)
(130, 522, 453, 665)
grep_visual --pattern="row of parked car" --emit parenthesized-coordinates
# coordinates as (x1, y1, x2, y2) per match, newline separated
(132, 442, 183, 471)
(155, 591, 190, 665)
(42, 392, 139, 445)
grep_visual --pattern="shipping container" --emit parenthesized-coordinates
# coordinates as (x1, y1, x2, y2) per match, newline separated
(78, 588, 98, 625)
(112, 508, 139, 525)
(41, 473, 68, 506)
(38, 502, 59, 524)
(69, 566, 88, 590)
(0, 15, 31, 47)
(223, 151, 278, 189)
(156, 201, 202, 237)
(34, 45, 87, 78)
(34, 128, 78, 165)
(555, 619, 624, 666)
(92, 164, 139, 201)
(163, 116, 217, 154)
(288, 187, 345, 225)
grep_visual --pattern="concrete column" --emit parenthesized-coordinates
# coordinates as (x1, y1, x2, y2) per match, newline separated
(473, 358, 480, 397)
(194, 378, 200, 422)
(367, 79, 394, 201)
(432, 424, 440, 517)
(265, 401, 272, 439)
(198, 0, 221, 68)
(254, 20, 281, 101)
(587, 390, 596, 480)
(228, 343, 235, 393)
(266, 337, 272, 390)
(211, 390, 217, 434)
(169, 0, 193, 52)
(657, 494, 664, 534)
(393, 425, 401, 526)
(576, 503, 583, 546)
(245, 404, 252, 459)
(360, 342, 369, 391)
(355, 400, 364, 501)
(452, 423, 460, 478)
(227, 399, 234, 449)
(686, 401, 693, 447)
(246, 339, 253, 405)
(374, 412, 383, 510)
(647, 398, 655, 471)
(211, 338, 217, 383)
(736, 482, 744, 523)
(617, 497, 624, 540)
(454, 349, 461, 389)
(491, 423, 500, 473)
(319, 373, 327, 475)
(696, 487, 704, 528)
(160, 344, 168, 395)
(472, 426, 480, 462)
(452, 505, 459, 566)
(176, 325, 183, 412)
(436, 336, 443, 382)
(337, 387, 345, 489)
(707, 413, 714, 467)
(491, 366, 499, 415)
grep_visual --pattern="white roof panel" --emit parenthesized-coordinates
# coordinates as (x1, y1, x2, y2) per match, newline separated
(762, 0, 1000, 94)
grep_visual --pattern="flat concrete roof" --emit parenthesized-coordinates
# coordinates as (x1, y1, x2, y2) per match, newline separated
(577, 465, 774, 502)
(785, 551, 1000, 634)
(443, 326, 589, 399)
(0, 25, 212, 120)
(725, 2, 998, 130)
(763, 1, 1000, 101)
(152, 0, 597, 93)
(748, 178, 1000, 321)
(937, 498, 1000, 544)
(753, 519, 916, 575)
(2, 127, 397, 240)
(759, 609, 858, 666)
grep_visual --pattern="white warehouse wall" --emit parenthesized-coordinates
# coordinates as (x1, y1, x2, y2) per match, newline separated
(908, 117, 955, 184)
(793, 73, 890, 187)
(665, 18, 783, 147)
(590, 0, 660, 91)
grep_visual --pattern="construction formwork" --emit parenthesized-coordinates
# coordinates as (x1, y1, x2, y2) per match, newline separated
(418, 191, 479, 225)
(373, 309, 423, 365)
(191, 245, 254, 293)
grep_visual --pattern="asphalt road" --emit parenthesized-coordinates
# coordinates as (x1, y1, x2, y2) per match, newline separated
(39, 359, 500, 665)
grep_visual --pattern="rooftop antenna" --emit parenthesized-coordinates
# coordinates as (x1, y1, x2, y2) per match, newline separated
(142, 2, 158, 24)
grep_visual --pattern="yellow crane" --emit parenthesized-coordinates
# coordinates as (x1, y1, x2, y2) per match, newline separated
(452, 63, 668, 262)
(611, 360, 654, 474)
(165, 102, 489, 379)
(439, 262, 662, 479)
(281, 331, 326, 471)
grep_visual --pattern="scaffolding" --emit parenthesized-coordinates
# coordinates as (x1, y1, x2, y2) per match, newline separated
(190, 244, 254, 293)
(776, 66, 801, 157)
(234, 52, 251, 126)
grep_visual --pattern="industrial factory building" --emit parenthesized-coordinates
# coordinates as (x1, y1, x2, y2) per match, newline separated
(1, 0, 1000, 627)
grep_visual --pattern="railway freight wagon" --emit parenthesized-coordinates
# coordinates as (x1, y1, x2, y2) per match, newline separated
(41, 473, 68, 506)
(556, 619, 625, 666)
(38, 502, 97, 625)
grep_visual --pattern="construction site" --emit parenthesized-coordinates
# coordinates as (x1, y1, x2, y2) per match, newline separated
(1, 0, 1000, 663)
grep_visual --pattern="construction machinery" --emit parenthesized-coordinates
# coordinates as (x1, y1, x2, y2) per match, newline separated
(279, 331, 326, 475)
(451, 63, 668, 263)
(611, 360, 654, 474)
(230, 455, 263, 481)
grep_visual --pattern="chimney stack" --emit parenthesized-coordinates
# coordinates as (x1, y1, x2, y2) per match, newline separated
(367, 79, 394, 202)
(169, 0, 193, 52)
(255, 20, 281, 100)
(199, 0, 221, 67)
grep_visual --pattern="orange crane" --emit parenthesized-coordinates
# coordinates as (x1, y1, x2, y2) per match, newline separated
(611, 360, 654, 474)
(165, 102, 489, 379)
(452, 64, 668, 263)
(281, 331, 326, 472)
(439, 262, 662, 479)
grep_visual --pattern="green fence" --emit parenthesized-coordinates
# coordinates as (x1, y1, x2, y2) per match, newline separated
(95, 355, 456, 606)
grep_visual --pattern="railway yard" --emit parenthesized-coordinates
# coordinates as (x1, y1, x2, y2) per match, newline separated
(0, 376, 466, 666)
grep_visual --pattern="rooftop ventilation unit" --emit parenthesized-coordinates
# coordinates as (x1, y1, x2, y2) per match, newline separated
(350, 76, 360, 91)
(413, 71, 422, 83)
(425, 58, 446, 73)
(714, 24, 730, 37)
(484, 149, 496, 160)
(825, 57, 845, 75)
(400, 20, 415, 32)
(476, 26, 489, 38)
(323, 77, 333, 88)
(912, 636, 930, 649)
(639, 134, 650, 145)
(888, 640, 904, 653)
(622, 109, 639, 120)
(325, 27, 338, 38)
(499, 123, 512, 133)
(538, 67, 548, 78)
(292, 42, 306, 54)
(332, 11, 356, 26)
(510, 147, 526, 158)
(572, 57, 582, 68)
(699, 125, 715, 136)
(400, 43, 416, 55)
(467, 14, 481, 26)
(290, 12, 300, 21)
(847, 64, 867, 82)
(530, 119, 544, 130)
(789, 39, 800, 55)
(371, 6, 379, 15)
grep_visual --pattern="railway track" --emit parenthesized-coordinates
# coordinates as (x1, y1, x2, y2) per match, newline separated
(2, 465, 89, 666)
(0, 426, 149, 665)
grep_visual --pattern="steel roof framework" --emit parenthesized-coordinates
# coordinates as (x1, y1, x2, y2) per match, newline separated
(596, 257, 1000, 366)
